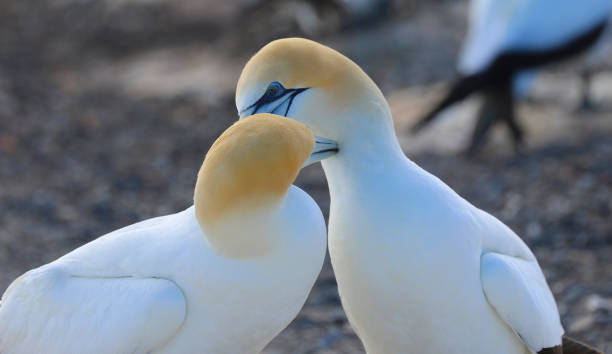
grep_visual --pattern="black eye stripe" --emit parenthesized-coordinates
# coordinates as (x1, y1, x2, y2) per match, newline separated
(242, 82, 287, 113)
(284, 88, 307, 116)
(266, 88, 309, 116)
(240, 83, 308, 116)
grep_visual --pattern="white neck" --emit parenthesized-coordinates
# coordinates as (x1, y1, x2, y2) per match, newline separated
(321, 109, 407, 196)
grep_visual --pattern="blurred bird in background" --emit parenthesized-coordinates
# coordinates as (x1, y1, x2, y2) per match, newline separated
(412, 0, 612, 155)
(2, 0, 612, 352)
(239, 0, 395, 37)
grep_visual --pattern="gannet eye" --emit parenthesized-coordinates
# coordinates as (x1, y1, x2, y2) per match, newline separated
(263, 82, 284, 100)
(240, 81, 307, 118)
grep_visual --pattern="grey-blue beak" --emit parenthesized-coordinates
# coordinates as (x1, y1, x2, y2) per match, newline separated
(302, 136, 339, 168)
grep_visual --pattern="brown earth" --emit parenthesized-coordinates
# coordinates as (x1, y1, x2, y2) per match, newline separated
(0, 0, 610, 352)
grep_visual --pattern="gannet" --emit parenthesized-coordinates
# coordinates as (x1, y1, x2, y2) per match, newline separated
(412, 0, 612, 155)
(235, 38, 602, 354)
(0, 114, 336, 354)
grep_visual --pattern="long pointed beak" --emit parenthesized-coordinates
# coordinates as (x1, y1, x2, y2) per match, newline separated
(302, 136, 339, 168)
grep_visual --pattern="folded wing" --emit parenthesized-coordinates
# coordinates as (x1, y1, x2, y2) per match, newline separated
(481, 252, 563, 352)
(0, 266, 186, 354)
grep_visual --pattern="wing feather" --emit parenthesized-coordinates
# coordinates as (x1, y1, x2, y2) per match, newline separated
(0, 266, 186, 354)
(481, 252, 563, 352)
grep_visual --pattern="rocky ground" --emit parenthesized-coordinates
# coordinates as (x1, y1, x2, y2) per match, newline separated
(0, 0, 610, 352)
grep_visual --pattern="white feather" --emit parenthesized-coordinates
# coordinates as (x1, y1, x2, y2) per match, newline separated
(0, 185, 327, 354)
(460, 0, 612, 74)
(0, 269, 186, 354)
(319, 110, 562, 354)
(481, 253, 563, 352)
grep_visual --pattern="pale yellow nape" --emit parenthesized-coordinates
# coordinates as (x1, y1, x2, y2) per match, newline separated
(194, 114, 314, 225)
(236, 38, 380, 106)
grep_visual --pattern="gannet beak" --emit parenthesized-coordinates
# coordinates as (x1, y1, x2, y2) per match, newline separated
(302, 136, 339, 168)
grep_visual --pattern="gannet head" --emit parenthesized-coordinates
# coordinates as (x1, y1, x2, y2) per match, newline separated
(194, 113, 337, 258)
(236, 38, 394, 145)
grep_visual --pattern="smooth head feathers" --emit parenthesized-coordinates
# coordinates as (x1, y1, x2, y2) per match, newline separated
(236, 38, 383, 112)
(236, 38, 394, 144)
(194, 114, 314, 224)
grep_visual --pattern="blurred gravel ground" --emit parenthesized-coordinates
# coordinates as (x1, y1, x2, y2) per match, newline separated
(0, 0, 610, 352)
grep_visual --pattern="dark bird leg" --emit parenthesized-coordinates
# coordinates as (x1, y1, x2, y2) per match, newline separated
(466, 78, 524, 156)
(576, 68, 597, 112)
(415, 20, 607, 155)
(412, 73, 488, 134)
(498, 79, 525, 153)
(465, 88, 500, 156)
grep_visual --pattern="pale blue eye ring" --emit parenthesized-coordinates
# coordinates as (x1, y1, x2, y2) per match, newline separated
(264, 82, 284, 100)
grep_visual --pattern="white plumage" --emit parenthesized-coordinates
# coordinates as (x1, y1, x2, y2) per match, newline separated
(321, 143, 562, 353)
(460, 0, 612, 74)
(0, 116, 328, 354)
(236, 38, 566, 353)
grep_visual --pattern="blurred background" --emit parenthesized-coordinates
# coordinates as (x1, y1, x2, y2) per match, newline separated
(0, 0, 611, 352)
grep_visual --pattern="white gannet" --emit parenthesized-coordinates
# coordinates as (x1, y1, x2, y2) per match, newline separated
(412, 0, 612, 155)
(0, 114, 336, 354)
(235, 38, 603, 354)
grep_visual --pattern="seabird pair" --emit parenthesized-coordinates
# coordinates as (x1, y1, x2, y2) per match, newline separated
(1, 36, 603, 353)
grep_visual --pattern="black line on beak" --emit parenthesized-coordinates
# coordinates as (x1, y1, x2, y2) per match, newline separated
(314, 148, 339, 154)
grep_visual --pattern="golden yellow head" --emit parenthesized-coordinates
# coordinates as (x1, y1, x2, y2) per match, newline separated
(237, 38, 361, 105)
(235, 38, 391, 143)
(194, 113, 314, 224)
